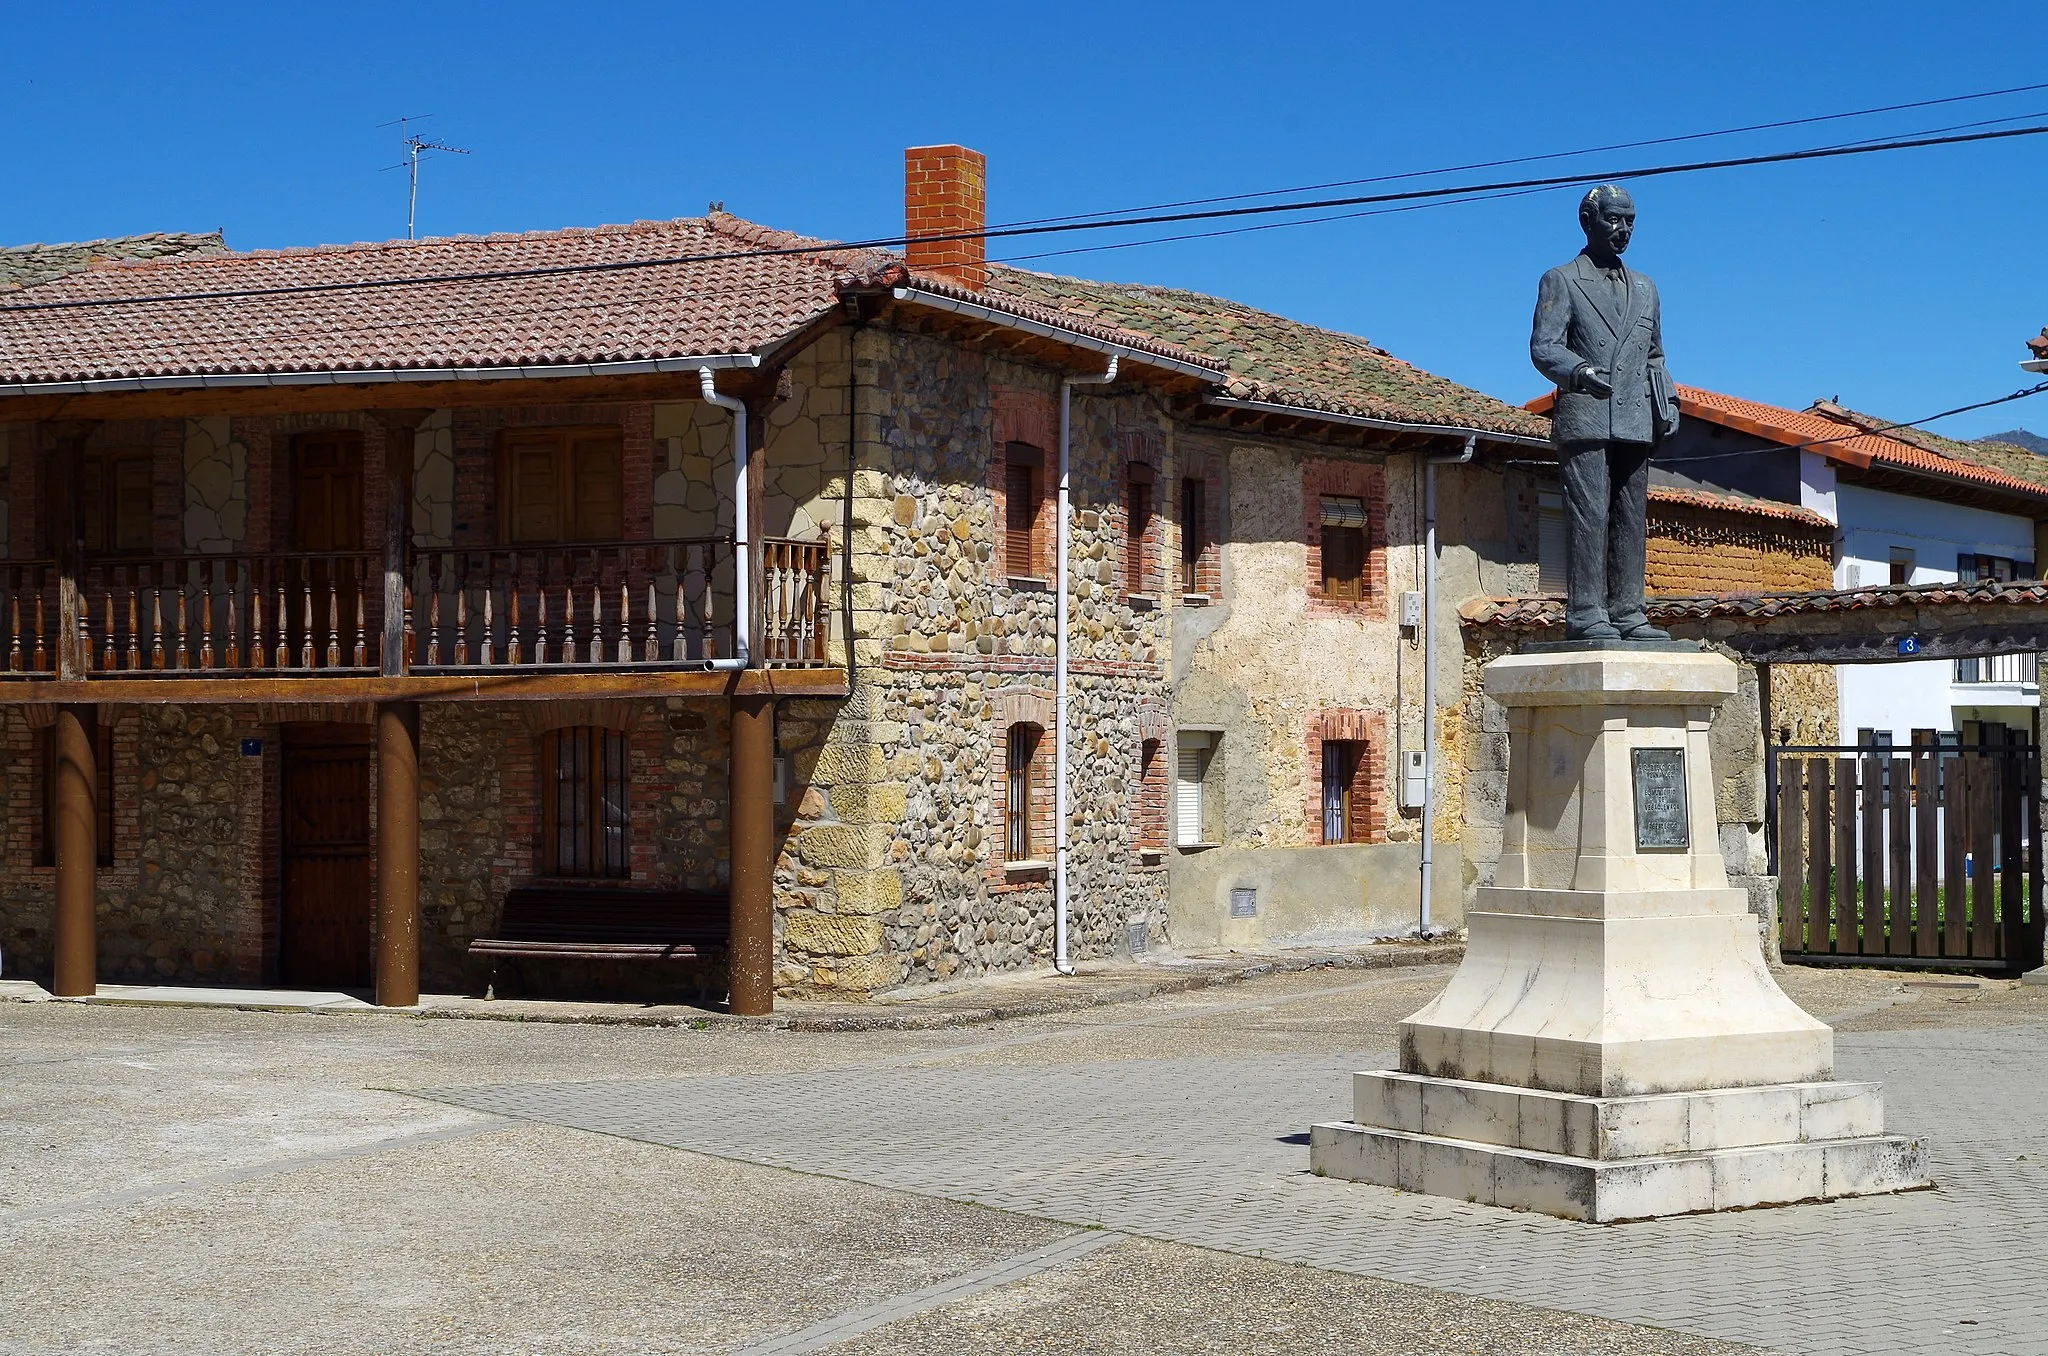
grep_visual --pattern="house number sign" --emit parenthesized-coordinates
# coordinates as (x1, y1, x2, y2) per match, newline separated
(1631, 748, 1689, 850)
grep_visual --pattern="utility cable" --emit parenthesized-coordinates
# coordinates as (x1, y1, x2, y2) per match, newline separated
(3, 122, 2046, 317)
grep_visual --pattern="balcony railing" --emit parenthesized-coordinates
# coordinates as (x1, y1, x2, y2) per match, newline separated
(1958, 652, 2040, 686)
(0, 535, 832, 679)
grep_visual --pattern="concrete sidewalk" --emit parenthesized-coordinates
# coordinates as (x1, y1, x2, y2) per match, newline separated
(0, 938, 1463, 1031)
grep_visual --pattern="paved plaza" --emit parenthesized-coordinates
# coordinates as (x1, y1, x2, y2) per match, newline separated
(3, 961, 2045, 1353)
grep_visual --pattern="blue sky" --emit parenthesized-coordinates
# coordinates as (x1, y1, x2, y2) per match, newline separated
(5, 1, 2043, 437)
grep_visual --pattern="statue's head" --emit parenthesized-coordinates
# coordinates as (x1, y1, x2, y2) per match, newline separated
(1578, 184, 1636, 257)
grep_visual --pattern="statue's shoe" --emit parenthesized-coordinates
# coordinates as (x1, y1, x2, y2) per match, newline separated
(1616, 621, 1672, 642)
(1564, 621, 1623, 641)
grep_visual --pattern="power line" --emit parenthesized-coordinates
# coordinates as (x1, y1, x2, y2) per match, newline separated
(3, 120, 2045, 317)
(989, 80, 2048, 230)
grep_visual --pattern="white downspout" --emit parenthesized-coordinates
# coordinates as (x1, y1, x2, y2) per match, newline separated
(1420, 435, 1476, 936)
(700, 367, 752, 671)
(1055, 352, 1120, 975)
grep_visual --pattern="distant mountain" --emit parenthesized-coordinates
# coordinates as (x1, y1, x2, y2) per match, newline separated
(1981, 429, 2048, 456)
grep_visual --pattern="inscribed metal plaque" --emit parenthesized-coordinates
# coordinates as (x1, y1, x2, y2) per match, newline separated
(1631, 747, 1689, 850)
(1229, 887, 1258, 918)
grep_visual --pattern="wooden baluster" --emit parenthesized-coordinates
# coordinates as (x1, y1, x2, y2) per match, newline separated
(535, 559, 550, 665)
(325, 561, 341, 668)
(353, 558, 368, 668)
(274, 564, 290, 668)
(456, 556, 472, 665)
(561, 554, 576, 665)
(172, 571, 189, 670)
(32, 570, 47, 673)
(588, 551, 603, 665)
(403, 569, 416, 667)
(426, 556, 443, 666)
(225, 561, 242, 670)
(6, 568, 20, 672)
(100, 570, 116, 672)
(149, 566, 165, 670)
(125, 567, 141, 671)
(197, 560, 215, 671)
(250, 560, 266, 670)
(482, 557, 497, 667)
(618, 550, 632, 664)
(298, 568, 314, 669)
(508, 553, 524, 666)
(645, 566, 658, 665)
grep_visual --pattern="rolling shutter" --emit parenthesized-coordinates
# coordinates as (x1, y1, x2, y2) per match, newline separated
(1176, 732, 1209, 847)
(1005, 454, 1038, 577)
(1537, 493, 1567, 595)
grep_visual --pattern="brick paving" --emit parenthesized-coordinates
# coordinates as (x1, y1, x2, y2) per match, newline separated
(416, 1024, 2048, 1356)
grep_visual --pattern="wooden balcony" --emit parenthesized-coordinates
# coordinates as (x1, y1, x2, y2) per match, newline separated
(0, 536, 837, 702)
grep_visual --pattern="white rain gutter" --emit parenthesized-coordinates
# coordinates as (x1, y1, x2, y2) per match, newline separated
(0, 353, 761, 398)
(699, 367, 752, 671)
(1054, 352, 1120, 976)
(1420, 435, 1477, 936)
(890, 286, 1221, 382)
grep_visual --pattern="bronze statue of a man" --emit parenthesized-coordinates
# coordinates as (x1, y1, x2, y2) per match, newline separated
(1531, 185, 1681, 642)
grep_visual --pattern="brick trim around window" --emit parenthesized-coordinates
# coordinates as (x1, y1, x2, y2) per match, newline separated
(1177, 450, 1222, 598)
(1302, 459, 1388, 619)
(989, 387, 1058, 584)
(986, 685, 1054, 884)
(1116, 430, 1165, 601)
(1134, 700, 1169, 852)
(1304, 707, 1388, 845)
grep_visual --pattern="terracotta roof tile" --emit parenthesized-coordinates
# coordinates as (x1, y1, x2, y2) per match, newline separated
(0, 215, 901, 383)
(1465, 578, 2048, 630)
(981, 267, 1550, 438)
(1526, 383, 2048, 503)
(1647, 483, 1833, 529)
(0, 232, 225, 294)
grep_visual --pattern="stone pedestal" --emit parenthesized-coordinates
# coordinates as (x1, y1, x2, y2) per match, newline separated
(1310, 648, 1929, 1221)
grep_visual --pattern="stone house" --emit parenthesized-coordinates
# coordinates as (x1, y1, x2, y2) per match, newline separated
(0, 146, 1553, 1008)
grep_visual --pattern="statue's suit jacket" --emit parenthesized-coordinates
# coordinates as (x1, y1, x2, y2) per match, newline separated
(1531, 251, 1679, 445)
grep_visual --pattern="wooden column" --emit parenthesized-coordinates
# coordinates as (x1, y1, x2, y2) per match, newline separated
(51, 704, 97, 997)
(374, 410, 428, 676)
(374, 701, 420, 1007)
(728, 694, 775, 1015)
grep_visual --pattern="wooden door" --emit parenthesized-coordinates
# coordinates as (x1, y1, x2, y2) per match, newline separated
(289, 433, 365, 666)
(279, 723, 373, 988)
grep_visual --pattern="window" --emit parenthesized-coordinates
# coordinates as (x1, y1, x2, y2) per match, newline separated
(1180, 476, 1206, 594)
(1536, 492, 1567, 594)
(1003, 444, 1043, 579)
(1175, 730, 1217, 847)
(78, 451, 153, 555)
(1319, 496, 1368, 599)
(541, 726, 629, 877)
(500, 428, 625, 544)
(1004, 723, 1042, 861)
(1887, 548, 1915, 587)
(1321, 740, 1366, 844)
(37, 725, 113, 867)
(1125, 464, 1155, 597)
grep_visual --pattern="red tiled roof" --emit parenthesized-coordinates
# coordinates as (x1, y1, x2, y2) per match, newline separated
(1465, 578, 2048, 630)
(1526, 384, 2048, 502)
(0, 213, 1218, 387)
(1647, 483, 1832, 529)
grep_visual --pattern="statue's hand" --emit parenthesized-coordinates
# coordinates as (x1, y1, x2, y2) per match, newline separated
(1576, 365, 1613, 398)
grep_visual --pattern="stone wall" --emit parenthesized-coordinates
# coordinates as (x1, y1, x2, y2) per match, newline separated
(0, 705, 264, 984)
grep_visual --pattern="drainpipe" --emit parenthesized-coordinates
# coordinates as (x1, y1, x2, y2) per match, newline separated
(700, 366, 752, 671)
(1055, 352, 1120, 975)
(1420, 435, 1477, 936)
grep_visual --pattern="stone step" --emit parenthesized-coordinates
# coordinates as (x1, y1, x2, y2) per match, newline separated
(1309, 1120, 1930, 1222)
(1354, 1070, 1887, 1160)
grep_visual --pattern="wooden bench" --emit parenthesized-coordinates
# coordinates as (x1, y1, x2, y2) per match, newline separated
(468, 885, 730, 976)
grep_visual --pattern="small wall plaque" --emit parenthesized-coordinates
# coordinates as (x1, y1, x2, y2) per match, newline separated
(1127, 920, 1149, 953)
(1229, 887, 1258, 918)
(1631, 748, 1689, 850)
(239, 738, 263, 757)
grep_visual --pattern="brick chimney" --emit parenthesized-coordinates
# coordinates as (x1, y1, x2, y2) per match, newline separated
(904, 144, 986, 290)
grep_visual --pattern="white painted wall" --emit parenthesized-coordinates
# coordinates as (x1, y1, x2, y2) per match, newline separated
(1832, 481, 2038, 743)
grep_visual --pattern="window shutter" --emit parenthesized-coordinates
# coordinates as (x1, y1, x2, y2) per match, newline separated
(1175, 734, 1207, 847)
(508, 441, 563, 543)
(1537, 495, 1567, 595)
(1005, 458, 1037, 577)
(1125, 475, 1152, 594)
(1180, 476, 1206, 586)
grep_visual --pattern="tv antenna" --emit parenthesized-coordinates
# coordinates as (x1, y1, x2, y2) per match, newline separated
(380, 114, 470, 240)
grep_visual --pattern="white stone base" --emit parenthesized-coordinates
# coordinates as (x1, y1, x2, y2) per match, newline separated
(1309, 1070, 1929, 1222)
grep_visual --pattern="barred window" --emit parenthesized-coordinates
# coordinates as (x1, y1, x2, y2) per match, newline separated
(1319, 496, 1367, 599)
(1005, 723, 1042, 862)
(541, 726, 629, 878)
